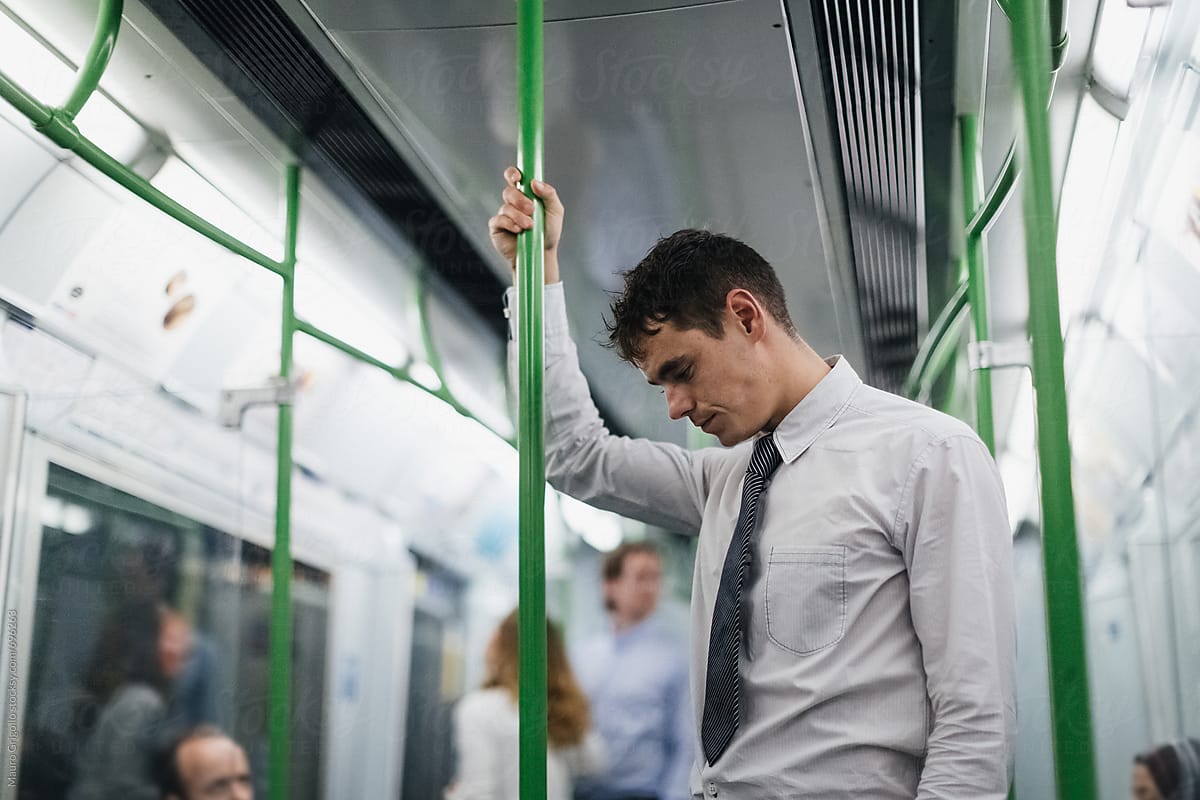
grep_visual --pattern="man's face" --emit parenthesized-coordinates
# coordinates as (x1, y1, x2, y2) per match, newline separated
(174, 737, 253, 800)
(638, 313, 770, 447)
(605, 552, 663, 624)
(1131, 764, 1162, 800)
(158, 613, 192, 682)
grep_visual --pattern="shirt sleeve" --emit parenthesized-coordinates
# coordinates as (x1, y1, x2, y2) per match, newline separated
(658, 652, 696, 800)
(506, 283, 713, 534)
(560, 730, 607, 778)
(446, 695, 501, 800)
(895, 434, 1017, 799)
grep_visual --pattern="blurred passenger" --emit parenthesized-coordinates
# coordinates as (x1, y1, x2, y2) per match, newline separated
(573, 542, 691, 800)
(1133, 739, 1200, 800)
(446, 609, 604, 800)
(157, 725, 254, 800)
(173, 630, 220, 727)
(69, 599, 192, 800)
(159, 609, 192, 690)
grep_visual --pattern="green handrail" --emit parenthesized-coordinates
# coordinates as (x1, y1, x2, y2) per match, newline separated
(413, 272, 513, 437)
(960, 115, 996, 453)
(967, 142, 1018, 240)
(1009, 0, 1097, 796)
(1048, 0, 1070, 73)
(996, 0, 1070, 75)
(295, 319, 406, 380)
(0, 67, 289, 276)
(903, 280, 969, 400)
(59, 0, 122, 120)
(0, 69, 52, 125)
(516, 0, 547, 795)
(910, 139, 1017, 403)
(295, 318, 515, 444)
(269, 164, 300, 800)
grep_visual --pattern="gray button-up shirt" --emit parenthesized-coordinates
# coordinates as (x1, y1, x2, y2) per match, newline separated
(509, 284, 1016, 799)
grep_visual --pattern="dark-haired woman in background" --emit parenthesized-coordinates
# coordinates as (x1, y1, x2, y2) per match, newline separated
(1133, 739, 1200, 800)
(446, 610, 604, 800)
(68, 599, 191, 800)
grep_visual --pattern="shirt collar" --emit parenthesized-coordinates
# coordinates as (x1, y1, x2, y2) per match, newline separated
(613, 614, 659, 644)
(768, 355, 861, 464)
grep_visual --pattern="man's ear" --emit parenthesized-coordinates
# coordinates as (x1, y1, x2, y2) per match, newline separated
(726, 289, 765, 339)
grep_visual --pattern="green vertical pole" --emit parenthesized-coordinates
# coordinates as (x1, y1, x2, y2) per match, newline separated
(959, 114, 995, 453)
(516, 0, 548, 798)
(269, 164, 300, 800)
(1009, 2, 1097, 797)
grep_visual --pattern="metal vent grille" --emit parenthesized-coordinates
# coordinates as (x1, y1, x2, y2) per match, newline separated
(141, 0, 506, 337)
(809, 0, 922, 393)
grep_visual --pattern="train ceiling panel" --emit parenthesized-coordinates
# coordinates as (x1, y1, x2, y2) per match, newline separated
(292, 0, 868, 442)
(298, 0, 737, 32)
(32, 0, 944, 440)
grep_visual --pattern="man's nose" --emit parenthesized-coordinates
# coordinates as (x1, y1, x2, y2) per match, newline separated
(665, 386, 694, 420)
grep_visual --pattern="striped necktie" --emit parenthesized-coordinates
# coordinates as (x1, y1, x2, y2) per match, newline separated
(700, 434, 783, 765)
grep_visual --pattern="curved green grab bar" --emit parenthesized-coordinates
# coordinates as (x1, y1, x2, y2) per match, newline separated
(0, 64, 288, 276)
(60, 0, 123, 120)
(995, 0, 1069, 73)
(967, 142, 1018, 240)
(904, 281, 969, 400)
(960, 115, 995, 453)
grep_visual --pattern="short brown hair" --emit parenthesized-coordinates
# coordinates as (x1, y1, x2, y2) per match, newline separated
(603, 542, 662, 612)
(606, 229, 797, 364)
(602, 541, 661, 583)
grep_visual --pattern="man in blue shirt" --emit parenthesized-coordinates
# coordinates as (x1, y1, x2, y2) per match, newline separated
(574, 542, 693, 800)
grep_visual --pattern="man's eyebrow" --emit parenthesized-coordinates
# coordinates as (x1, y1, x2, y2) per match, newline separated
(203, 774, 251, 792)
(647, 357, 687, 386)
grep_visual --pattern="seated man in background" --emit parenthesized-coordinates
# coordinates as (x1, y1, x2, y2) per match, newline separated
(158, 725, 253, 800)
(573, 541, 692, 800)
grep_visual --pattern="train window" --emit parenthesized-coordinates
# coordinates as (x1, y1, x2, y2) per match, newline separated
(402, 555, 467, 800)
(17, 463, 330, 800)
(1057, 95, 1121, 321)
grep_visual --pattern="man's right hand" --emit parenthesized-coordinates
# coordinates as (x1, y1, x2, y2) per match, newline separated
(488, 167, 563, 284)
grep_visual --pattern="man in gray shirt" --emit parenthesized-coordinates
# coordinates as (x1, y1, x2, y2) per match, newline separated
(490, 169, 1015, 799)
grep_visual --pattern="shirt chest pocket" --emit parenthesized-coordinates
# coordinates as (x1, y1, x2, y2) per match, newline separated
(764, 546, 847, 655)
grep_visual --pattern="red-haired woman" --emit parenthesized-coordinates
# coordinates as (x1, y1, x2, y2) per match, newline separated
(446, 610, 605, 800)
